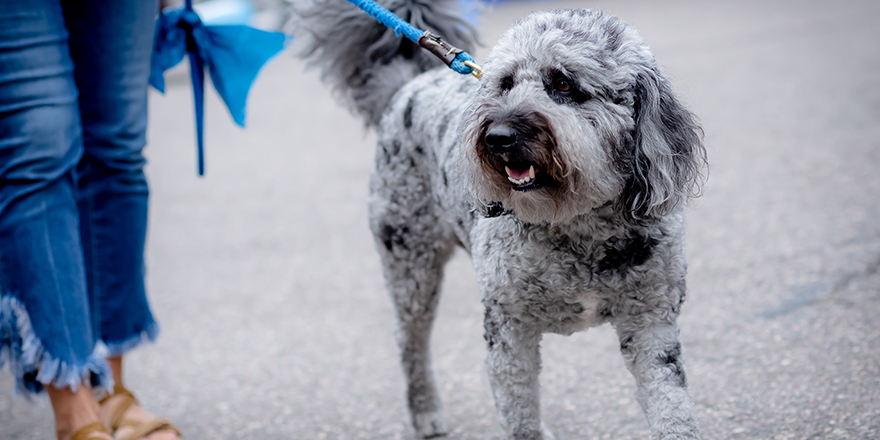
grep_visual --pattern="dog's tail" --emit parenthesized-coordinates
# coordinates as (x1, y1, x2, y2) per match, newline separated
(288, 0, 478, 127)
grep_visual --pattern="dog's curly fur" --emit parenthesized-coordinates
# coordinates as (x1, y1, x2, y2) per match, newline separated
(293, 2, 707, 439)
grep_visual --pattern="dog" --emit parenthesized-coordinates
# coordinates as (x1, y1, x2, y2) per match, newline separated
(292, 1, 707, 438)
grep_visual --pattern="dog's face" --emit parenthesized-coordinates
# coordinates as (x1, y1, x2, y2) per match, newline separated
(461, 9, 706, 225)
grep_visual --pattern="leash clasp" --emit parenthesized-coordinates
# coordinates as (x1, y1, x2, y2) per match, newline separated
(418, 31, 482, 79)
(462, 60, 483, 79)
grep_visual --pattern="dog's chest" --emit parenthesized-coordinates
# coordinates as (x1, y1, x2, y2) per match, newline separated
(470, 217, 622, 335)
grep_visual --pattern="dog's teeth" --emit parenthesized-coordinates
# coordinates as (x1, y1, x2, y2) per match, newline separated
(505, 165, 535, 185)
(506, 166, 522, 184)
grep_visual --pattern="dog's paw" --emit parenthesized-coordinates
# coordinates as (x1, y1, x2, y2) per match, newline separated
(541, 421, 558, 440)
(413, 410, 448, 439)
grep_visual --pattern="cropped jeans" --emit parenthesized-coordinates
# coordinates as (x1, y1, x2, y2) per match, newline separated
(0, 0, 160, 395)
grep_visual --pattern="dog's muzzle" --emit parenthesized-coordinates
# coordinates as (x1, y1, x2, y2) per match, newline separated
(482, 122, 546, 191)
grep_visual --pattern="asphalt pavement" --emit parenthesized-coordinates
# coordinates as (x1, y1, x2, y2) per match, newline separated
(2, 0, 879, 438)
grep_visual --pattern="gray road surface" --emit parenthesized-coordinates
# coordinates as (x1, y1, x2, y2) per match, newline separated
(3, 0, 879, 438)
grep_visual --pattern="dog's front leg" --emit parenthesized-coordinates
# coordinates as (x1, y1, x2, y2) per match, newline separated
(615, 318, 700, 440)
(483, 304, 545, 440)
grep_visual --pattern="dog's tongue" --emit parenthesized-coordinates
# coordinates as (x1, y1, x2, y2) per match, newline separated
(508, 167, 530, 180)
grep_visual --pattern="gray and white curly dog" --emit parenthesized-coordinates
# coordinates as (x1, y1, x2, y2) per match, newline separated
(293, 0, 707, 438)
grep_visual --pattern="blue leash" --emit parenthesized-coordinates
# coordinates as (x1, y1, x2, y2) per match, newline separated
(345, 0, 483, 78)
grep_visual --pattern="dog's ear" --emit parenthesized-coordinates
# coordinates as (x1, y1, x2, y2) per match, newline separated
(621, 66, 707, 222)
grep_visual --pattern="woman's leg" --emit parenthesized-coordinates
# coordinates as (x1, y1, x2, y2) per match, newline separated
(0, 1, 113, 439)
(63, 0, 160, 356)
(46, 385, 104, 440)
(63, 2, 180, 439)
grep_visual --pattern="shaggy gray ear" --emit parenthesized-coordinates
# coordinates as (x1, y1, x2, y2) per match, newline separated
(621, 67, 707, 222)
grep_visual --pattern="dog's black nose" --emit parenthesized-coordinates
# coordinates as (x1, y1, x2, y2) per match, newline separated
(484, 125, 517, 150)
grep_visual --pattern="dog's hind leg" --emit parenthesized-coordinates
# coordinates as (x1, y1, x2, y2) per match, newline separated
(369, 149, 457, 438)
(373, 217, 456, 438)
(614, 318, 701, 440)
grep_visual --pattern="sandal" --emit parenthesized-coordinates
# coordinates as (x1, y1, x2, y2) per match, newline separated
(71, 422, 112, 440)
(98, 385, 182, 440)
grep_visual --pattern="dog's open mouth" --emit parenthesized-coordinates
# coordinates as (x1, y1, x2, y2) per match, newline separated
(505, 164, 540, 191)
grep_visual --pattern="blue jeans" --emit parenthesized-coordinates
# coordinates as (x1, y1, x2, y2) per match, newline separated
(0, 0, 159, 395)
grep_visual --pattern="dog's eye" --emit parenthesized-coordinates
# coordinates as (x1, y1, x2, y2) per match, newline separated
(555, 78, 572, 93)
(546, 72, 590, 105)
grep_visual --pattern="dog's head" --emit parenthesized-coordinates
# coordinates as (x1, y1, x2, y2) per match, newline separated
(461, 9, 706, 225)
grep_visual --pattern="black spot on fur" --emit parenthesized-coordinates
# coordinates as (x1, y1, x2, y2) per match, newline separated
(483, 308, 500, 349)
(380, 143, 390, 164)
(499, 75, 514, 93)
(391, 140, 401, 156)
(598, 232, 658, 273)
(379, 224, 409, 251)
(437, 114, 451, 140)
(658, 343, 687, 387)
(481, 202, 508, 218)
(403, 98, 414, 128)
(414, 145, 424, 155)
(441, 169, 449, 187)
(620, 335, 633, 352)
(658, 343, 680, 364)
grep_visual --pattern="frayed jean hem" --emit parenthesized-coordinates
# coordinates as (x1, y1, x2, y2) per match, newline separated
(102, 320, 160, 358)
(0, 295, 113, 397)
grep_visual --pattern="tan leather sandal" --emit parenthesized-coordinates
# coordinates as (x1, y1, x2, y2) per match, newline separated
(70, 422, 112, 440)
(99, 385, 182, 440)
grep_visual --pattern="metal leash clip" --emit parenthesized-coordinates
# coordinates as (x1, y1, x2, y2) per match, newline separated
(462, 60, 483, 79)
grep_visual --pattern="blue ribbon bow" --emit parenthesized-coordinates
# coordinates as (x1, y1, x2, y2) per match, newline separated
(149, 0, 288, 175)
